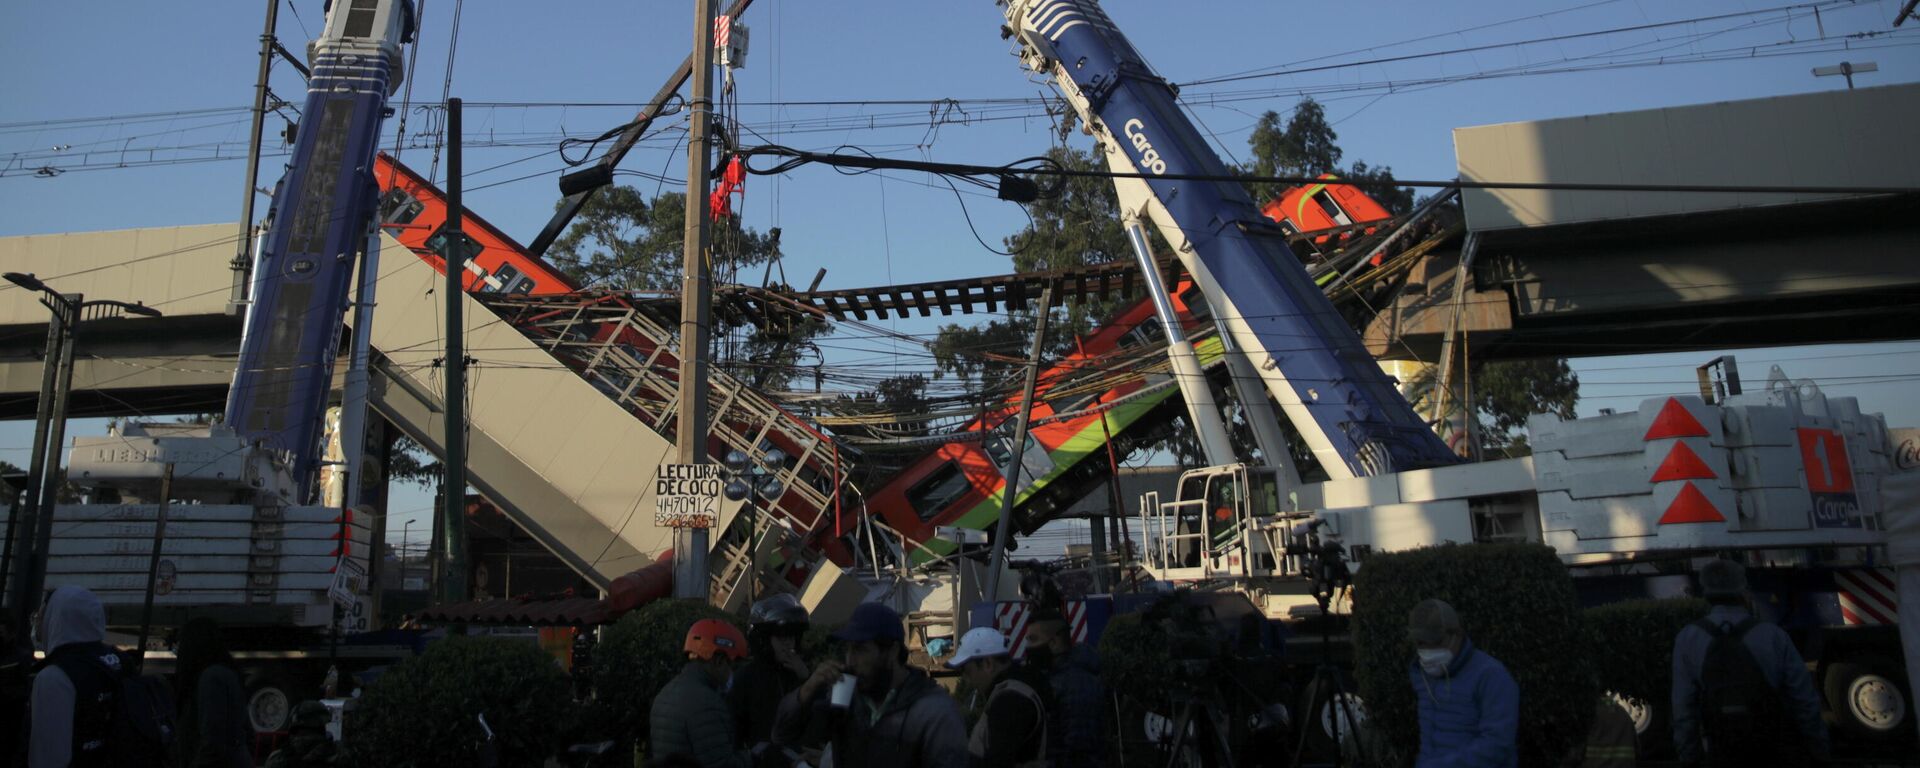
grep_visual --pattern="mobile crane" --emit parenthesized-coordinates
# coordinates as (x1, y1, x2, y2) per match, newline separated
(995, 0, 1909, 745)
(5, 0, 419, 734)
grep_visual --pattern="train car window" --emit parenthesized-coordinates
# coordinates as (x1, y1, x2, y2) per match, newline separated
(1311, 190, 1354, 226)
(490, 263, 523, 290)
(1177, 285, 1214, 321)
(906, 462, 972, 522)
(425, 225, 484, 267)
(378, 189, 425, 226)
(1117, 319, 1167, 350)
(1045, 391, 1097, 417)
(506, 277, 536, 295)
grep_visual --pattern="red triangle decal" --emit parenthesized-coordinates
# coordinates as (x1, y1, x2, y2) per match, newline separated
(1651, 441, 1718, 482)
(1657, 482, 1726, 524)
(1645, 398, 1710, 441)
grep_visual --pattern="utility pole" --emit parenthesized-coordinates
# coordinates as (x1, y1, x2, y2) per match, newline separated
(439, 98, 469, 604)
(986, 285, 1054, 602)
(674, 0, 719, 602)
(18, 297, 80, 625)
(230, 0, 281, 315)
(4, 301, 69, 623)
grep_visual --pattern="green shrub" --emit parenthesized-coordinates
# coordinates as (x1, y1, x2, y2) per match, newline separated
(1584, 595, 1708, 755)
(342, 636, 577, 767)
(589, 598, 743, 752)
(1584, 597, 1706, 708)
(1096, 610, 1178, 709)
(1350, 543, 1596, 766)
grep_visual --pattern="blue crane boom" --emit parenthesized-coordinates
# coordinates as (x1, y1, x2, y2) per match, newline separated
(1001, 0, 1457, 478)
(224, 0, 415, 499)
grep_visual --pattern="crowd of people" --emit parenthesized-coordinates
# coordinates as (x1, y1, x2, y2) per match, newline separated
(9, 556, 1838, 767)
(648, 559, 1834, 768)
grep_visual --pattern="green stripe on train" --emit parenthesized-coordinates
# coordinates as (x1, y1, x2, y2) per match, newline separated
(912, 335, 1223, 562)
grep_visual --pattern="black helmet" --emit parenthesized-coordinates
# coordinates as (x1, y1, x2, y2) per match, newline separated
(749, 593, 809, 630)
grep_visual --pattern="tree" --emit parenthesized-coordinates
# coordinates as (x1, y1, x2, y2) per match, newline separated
(547, 186, 828, 390)
(1471, 358, 1581, 456)
(930, 146, 1156, 386)
(1405, 358, 1581, 458)
(1243, 98, 1343, 204)
(1241, 98, 1416, 215)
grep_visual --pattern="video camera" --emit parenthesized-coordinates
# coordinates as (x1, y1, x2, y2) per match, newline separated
(1281, 517, 1351, 601)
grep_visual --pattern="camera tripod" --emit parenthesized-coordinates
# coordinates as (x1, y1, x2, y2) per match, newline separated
(1162, 671, 1238, 768)
(1287, 528, 1368, 768)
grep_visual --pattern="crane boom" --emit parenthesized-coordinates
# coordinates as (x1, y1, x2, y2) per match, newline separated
(224, 0, 415, 498)
(1000, 0, 1456, 478)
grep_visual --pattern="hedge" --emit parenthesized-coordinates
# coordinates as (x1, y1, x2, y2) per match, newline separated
(1584, 596, 1709, 756)
(589, 598, 743, 753)
(1350, 542, 1596, 766)
(1584, 597, 1707, 709)
(342, 636, 577, 767)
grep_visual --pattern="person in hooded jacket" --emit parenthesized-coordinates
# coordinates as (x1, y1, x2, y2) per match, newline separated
(1020, 610, 1105, 768)
(172, 617, 252, 768)
(27, 585, 126, 768)
(1407, 599, 1519, 768)
(729, 594, 814, 751)
(773, 602, 968, 768)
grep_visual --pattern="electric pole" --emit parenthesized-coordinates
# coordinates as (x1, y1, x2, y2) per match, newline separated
(674, 0, 718, 601)
(230, 0, 281, 315)
(439, 98, 469, 604)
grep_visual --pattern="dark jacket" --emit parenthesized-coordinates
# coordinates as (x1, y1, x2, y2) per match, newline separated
(178, 664, 251, 768)
(263, 730, 337, 768)
(1033, 645, 1104, 768)
(726, 656, 804, 748)
(773, 668, 968, 768)
(28, 585, 114, 768)
(1408, 636, 1519, 768)
(650, 665, 748, 768)
(970, 665, 1049, 768)
(1670, 604, 1828, 764)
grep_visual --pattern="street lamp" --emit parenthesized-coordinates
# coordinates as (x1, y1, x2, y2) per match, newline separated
(402, 519, 414, 588)
(723, 446, 786, 605)
(2, 272, 162, 627)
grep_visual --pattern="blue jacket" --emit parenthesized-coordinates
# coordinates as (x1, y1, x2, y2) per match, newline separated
(1037, 644, 1106, 768)
(1408, 636, 1519, 768)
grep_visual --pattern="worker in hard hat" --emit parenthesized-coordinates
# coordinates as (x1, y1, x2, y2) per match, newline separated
(731, 594, 815, 749)
(947, 627, 1051, 768)
(650, 618, 751, 768)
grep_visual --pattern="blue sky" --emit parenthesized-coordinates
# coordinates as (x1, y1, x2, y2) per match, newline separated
(4, 0, 1918, 540)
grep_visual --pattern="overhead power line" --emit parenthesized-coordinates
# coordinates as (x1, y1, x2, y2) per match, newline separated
(737, 144, 1920, 196)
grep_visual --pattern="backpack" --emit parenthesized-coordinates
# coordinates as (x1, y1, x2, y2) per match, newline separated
(45, 645, 178, 768)
(1693, 618, 1806, 766)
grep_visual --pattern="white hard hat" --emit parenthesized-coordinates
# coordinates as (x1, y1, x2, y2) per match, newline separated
(946, 627, 1012, 668)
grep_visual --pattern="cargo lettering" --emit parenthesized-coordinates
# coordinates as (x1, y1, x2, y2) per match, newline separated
(1122, 118, 1168, 175)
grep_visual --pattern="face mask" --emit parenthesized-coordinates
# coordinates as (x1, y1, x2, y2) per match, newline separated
(1024, 645, 1054, 668)
(1417, 648, 1453, 677)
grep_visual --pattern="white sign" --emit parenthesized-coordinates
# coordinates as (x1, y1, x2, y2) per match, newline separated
(329, 557, 367, 609)
(655, 463, 723, 529)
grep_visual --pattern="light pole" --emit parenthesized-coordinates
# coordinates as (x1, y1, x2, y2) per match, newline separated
(401, 518, 414, 588)
(2, 272, 160, 627)
(722, 446, 786, 606)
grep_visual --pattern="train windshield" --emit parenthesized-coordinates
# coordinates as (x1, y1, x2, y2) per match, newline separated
(906, 462, 971, 522)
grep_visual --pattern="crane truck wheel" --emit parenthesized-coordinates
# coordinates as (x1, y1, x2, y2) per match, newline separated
(245, 673, 298, 733)
(1823, 660, 1910, 738)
